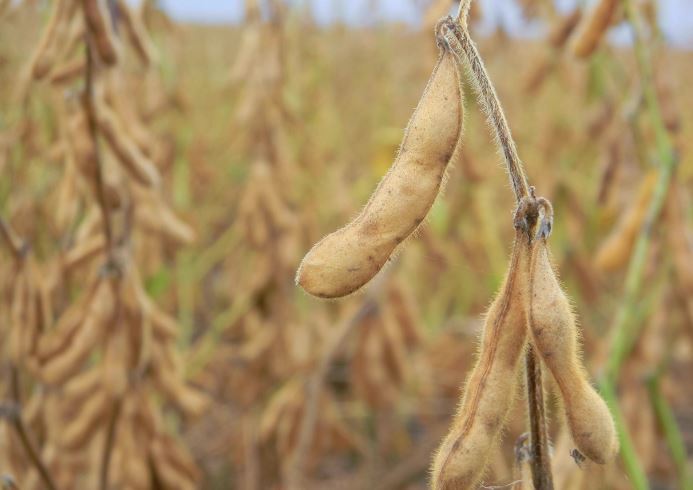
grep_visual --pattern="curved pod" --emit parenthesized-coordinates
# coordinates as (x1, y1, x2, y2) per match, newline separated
(296, 48, 464, 298)
(528, 240, 618, 464)
(432, 233, 530, 489)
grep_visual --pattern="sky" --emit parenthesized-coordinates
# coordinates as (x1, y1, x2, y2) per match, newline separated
(154, 0, 693, 48)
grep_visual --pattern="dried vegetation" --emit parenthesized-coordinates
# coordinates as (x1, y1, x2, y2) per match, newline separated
(0, 0, 692, 489)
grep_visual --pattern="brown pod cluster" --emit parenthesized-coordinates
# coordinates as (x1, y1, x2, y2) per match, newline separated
(296, 33, 464, 298)
(432, 227, 531, 490)
(432, 191, 618, 487)
(528, 237, 618, 464)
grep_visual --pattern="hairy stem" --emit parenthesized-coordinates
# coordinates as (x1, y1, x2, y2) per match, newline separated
(455, 0, 471, 25)
(441, 20, 530, 202)
(442, 14, 552, 488)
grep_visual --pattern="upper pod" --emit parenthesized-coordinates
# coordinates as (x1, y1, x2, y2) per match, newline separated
(296, 41, 464, 298)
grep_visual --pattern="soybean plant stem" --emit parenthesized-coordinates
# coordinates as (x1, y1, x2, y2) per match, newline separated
(443, 14, 552, 489)
(0, 217, 27, 260)
(4, 366, 59, 490)
(646, 374, 693, 490)
(83, 41, 115, 261)
(443, 19, 530, 203)
(286, 270, 390, 489)
(607, 0, 678, 383)
(455, 0, 471, 26)
(99, 398, 122, 490)
(285, 301, 377, 489)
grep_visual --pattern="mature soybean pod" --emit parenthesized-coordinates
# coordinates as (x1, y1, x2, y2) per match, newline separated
(83, 0, 118, 65)
(570, 0, 618, 58)
(432, 234, 529, 490)
(31, 0, 72, 79)
(528, 240, 618, 464)
(296, 46, 464, 298)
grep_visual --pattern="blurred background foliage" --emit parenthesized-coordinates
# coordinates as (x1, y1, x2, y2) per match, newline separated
(0, 0, 692, 489)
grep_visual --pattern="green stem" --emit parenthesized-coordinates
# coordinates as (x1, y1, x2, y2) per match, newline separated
(646, 374, 693, 490)
(606, 0, 678, 387)
(601, 1, 679, 488)
(598, 378, 648, 490)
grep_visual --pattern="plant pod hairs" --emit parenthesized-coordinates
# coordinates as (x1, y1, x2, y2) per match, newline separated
(296, 33, 464, 298)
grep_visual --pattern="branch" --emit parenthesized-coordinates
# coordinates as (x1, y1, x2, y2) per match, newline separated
(82, 40, 115, 262)
(1, 366, 58, 490)
(285, 270, 391, 489)
(440, 18, 530, 202)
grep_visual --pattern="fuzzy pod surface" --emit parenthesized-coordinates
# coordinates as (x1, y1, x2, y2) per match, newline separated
(296, 44, 464, 298)
(431, 232, 530, 490)
(528, 239, 618, 464)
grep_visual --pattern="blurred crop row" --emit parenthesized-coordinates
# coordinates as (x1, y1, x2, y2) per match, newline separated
(0, 1, 691, 489)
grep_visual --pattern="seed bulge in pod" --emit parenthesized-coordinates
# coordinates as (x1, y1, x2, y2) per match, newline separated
(528, 239, 618, 464)
(296, 43, 464, 298)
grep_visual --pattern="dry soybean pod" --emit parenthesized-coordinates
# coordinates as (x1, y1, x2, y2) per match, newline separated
(432, 227, 531, 490)
(31, 0, 73, 80)
(528, 236, 618, 464)
(41, 278, 115, 384)
(49, 58, 85, 86)
(59, 388, 110, 450)
(594, 170, 657, 272)
(296, 26, 464, 298)
(95, 93, 161, 187)
(82, 0, 119, 65)
(115, 0, 159, 66)
(569, 0, 619, 58)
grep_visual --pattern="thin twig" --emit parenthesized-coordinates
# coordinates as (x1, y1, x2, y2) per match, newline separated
(2, 366, 58, 490)
(285, 300, 378, 489)
(525, 346, 554, 490)
(99, 399, 122, 490)
(646, 373, 693, 490)
(372, 425, 448, 490)
(441, 19, 530, 202)
(285, 270, 391, 489)
(0, 217, 28, 260)
(82, 40, 115, 261)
